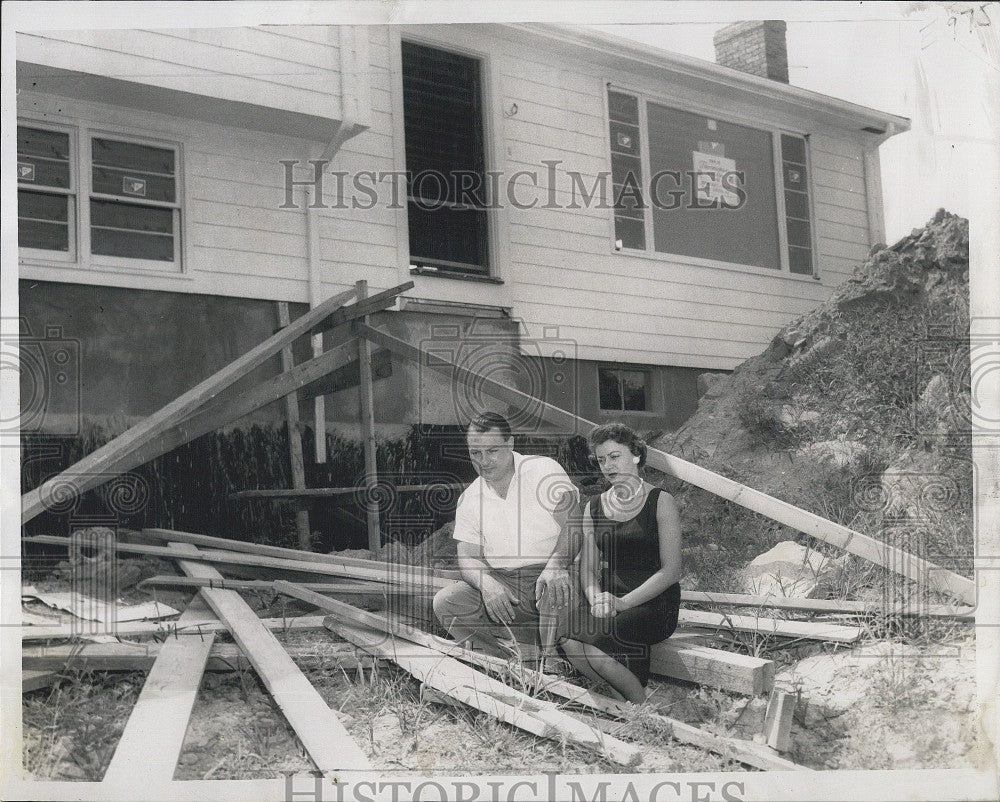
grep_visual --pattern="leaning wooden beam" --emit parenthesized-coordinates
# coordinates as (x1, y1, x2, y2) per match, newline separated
(230, 482, 466, 499)
(678, 610, 862, 644)
(24, 640, 372, 673)
(357, 323, 975, 606)
(650, 639, 775, 696)
(142, 527, 461, 583)
(26, 536, 449, 589)
(333, 619, 642, 767)
(22, 614, 329, 642)
(169, 544, 371, 771)
(109, 293, 409, 476)
(102, 594, 217, 784)
(682, 590, 977, 620)
(139, 575, 435, 596)
(22, 286, 359, 524)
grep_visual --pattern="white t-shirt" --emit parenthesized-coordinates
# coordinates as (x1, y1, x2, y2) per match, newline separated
(453, 452, 577, 569)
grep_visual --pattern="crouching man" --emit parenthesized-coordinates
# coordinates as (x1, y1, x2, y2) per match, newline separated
(432, 412, 578, 658)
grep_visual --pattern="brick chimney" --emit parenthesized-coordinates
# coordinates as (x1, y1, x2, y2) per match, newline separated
(713, 20, 789, 83)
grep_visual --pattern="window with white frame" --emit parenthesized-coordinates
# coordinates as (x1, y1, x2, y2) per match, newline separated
(17, 122, 182, 272)
(608, 88, 815, 275)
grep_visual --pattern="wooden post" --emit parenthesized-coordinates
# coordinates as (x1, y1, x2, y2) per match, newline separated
(763, 690, 796, 752)
(277, 302, 312, 551)
(355, 280, 381, 555)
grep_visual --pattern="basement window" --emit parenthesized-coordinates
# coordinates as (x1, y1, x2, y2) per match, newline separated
(17, 120, 184, 273)
(599, 366, 649, 412)
(402, 41, 490, 276)
(607, 88, 816, 276)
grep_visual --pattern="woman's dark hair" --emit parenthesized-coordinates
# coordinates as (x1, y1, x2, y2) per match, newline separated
(467, 411, 513, 440)
(589, 422, 647, 467)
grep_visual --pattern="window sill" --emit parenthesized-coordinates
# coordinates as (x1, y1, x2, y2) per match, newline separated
(409, 267, 504, 285)
(20, 256, 193, 282)
(614, 246, 821, 284)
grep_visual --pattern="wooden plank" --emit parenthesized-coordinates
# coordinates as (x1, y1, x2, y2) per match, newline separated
(25, 536, 451, 589)
(358, 323, 975, 605)
(23, 614, 330, 642)
(682, 590, 977, 620)
(169, 544, 371, 771)
(103, 594, 217, 783)
(141, 527, 462, 582)
(277, 301, 312, 551)
(23, 670, 60, 693)
(138, 575, 435, 595)
(650, 639, 775, 696)
(333, 620, 642, 767)
(230, 482, 465, 499)
(21, 286, 357, 524)
(23, 640, 372, 673)
(355, 280, 382, 554)
(764, 690, 796, 752)
(678, 610, 862, 643)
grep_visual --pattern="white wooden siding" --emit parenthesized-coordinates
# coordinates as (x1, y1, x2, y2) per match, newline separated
(17, 28, 341, 120)
(18, 24, 886, 371)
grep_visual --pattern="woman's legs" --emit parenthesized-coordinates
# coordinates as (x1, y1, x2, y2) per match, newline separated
(560, 638, 646, 703)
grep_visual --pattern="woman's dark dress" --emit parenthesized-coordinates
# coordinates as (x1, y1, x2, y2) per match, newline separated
(569, 487, 681, 686)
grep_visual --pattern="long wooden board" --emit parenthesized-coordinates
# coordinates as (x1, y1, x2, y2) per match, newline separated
(682, 590, 976, 620)
(21, 287, 359, 524)
(276, 300, 311, 550)
(229, 483, 466, 499)
(138, 574, 435, 595)
(23, 640, 372, 673)
(22, 614, 329, 642)
(357, 323, 975, 605)
(169, 545, 371, 771)
(102, 594, 217, 783)
(678, 609, 862, 643)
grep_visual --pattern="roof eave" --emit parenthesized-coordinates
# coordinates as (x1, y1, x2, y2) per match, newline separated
(505, 23, 910, 138)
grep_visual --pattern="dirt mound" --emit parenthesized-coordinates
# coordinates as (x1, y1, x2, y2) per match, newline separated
(654, 210, 973, 597)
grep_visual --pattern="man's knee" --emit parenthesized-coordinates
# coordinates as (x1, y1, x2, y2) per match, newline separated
(433, 581, 481, 623)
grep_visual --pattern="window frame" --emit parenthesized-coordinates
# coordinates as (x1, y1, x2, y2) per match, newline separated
(394, 31, 504, 283)
(597, 363, 653, 413)
(16, 121, 79, 264)
(604, 83, 820, 279)
(17, 116, 186, 276)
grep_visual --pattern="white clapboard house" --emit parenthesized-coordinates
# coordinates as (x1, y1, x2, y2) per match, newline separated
(15, 22, 908, 439)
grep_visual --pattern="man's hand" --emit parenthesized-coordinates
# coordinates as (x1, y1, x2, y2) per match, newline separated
(480, 573, 519, 624)
(590, 591, 620, 619)
(536, 566, 572, 610)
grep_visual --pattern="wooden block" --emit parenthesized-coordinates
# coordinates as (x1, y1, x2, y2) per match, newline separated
(103, 594, 216, 783)
(169, 544, 371, 771)
(764, 690, 796, 752)
(650, 639, 775, 696)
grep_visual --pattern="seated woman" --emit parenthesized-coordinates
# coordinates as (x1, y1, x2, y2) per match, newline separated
(559, 423, 682, 703)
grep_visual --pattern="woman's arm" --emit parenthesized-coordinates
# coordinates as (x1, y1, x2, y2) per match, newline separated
(616, 490, 683, 611)
(578, 500, 603, 605)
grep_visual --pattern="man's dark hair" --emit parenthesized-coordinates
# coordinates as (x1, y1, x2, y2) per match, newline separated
(467, 411, 513, 440)
(589, 422, 647, 467)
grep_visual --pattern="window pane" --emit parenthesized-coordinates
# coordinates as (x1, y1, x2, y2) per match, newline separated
(92, 167, 176, 203)
(609, 121, 640, 157)
(407, 202, 488, 273)
(612, 181, 644, 217)
(19, 190, 68, 223)
(18, 126, 70, 160)
(780, 134, 806, 164)
(92, 228, 174, 261)
(788, 245, 813, 275)
(620, 371, 647, 411)
(19, 220, 69, 251)
(402, 41, 488, 269)
(784, 189, 810, 219)
(783, 161, 807, 190)
(614, 216, 645, 250)
(92, 138, 175, 175)
(608, 91, 639, 124)
(91, 200, 173, 233)
(786, 217, 812, 248)
(598, 368, 623, 410)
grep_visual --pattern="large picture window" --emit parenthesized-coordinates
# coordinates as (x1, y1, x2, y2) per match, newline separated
(608, 89, 814, 275)
(17, 122, 182, 272)
(402, 41, 489, 276)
